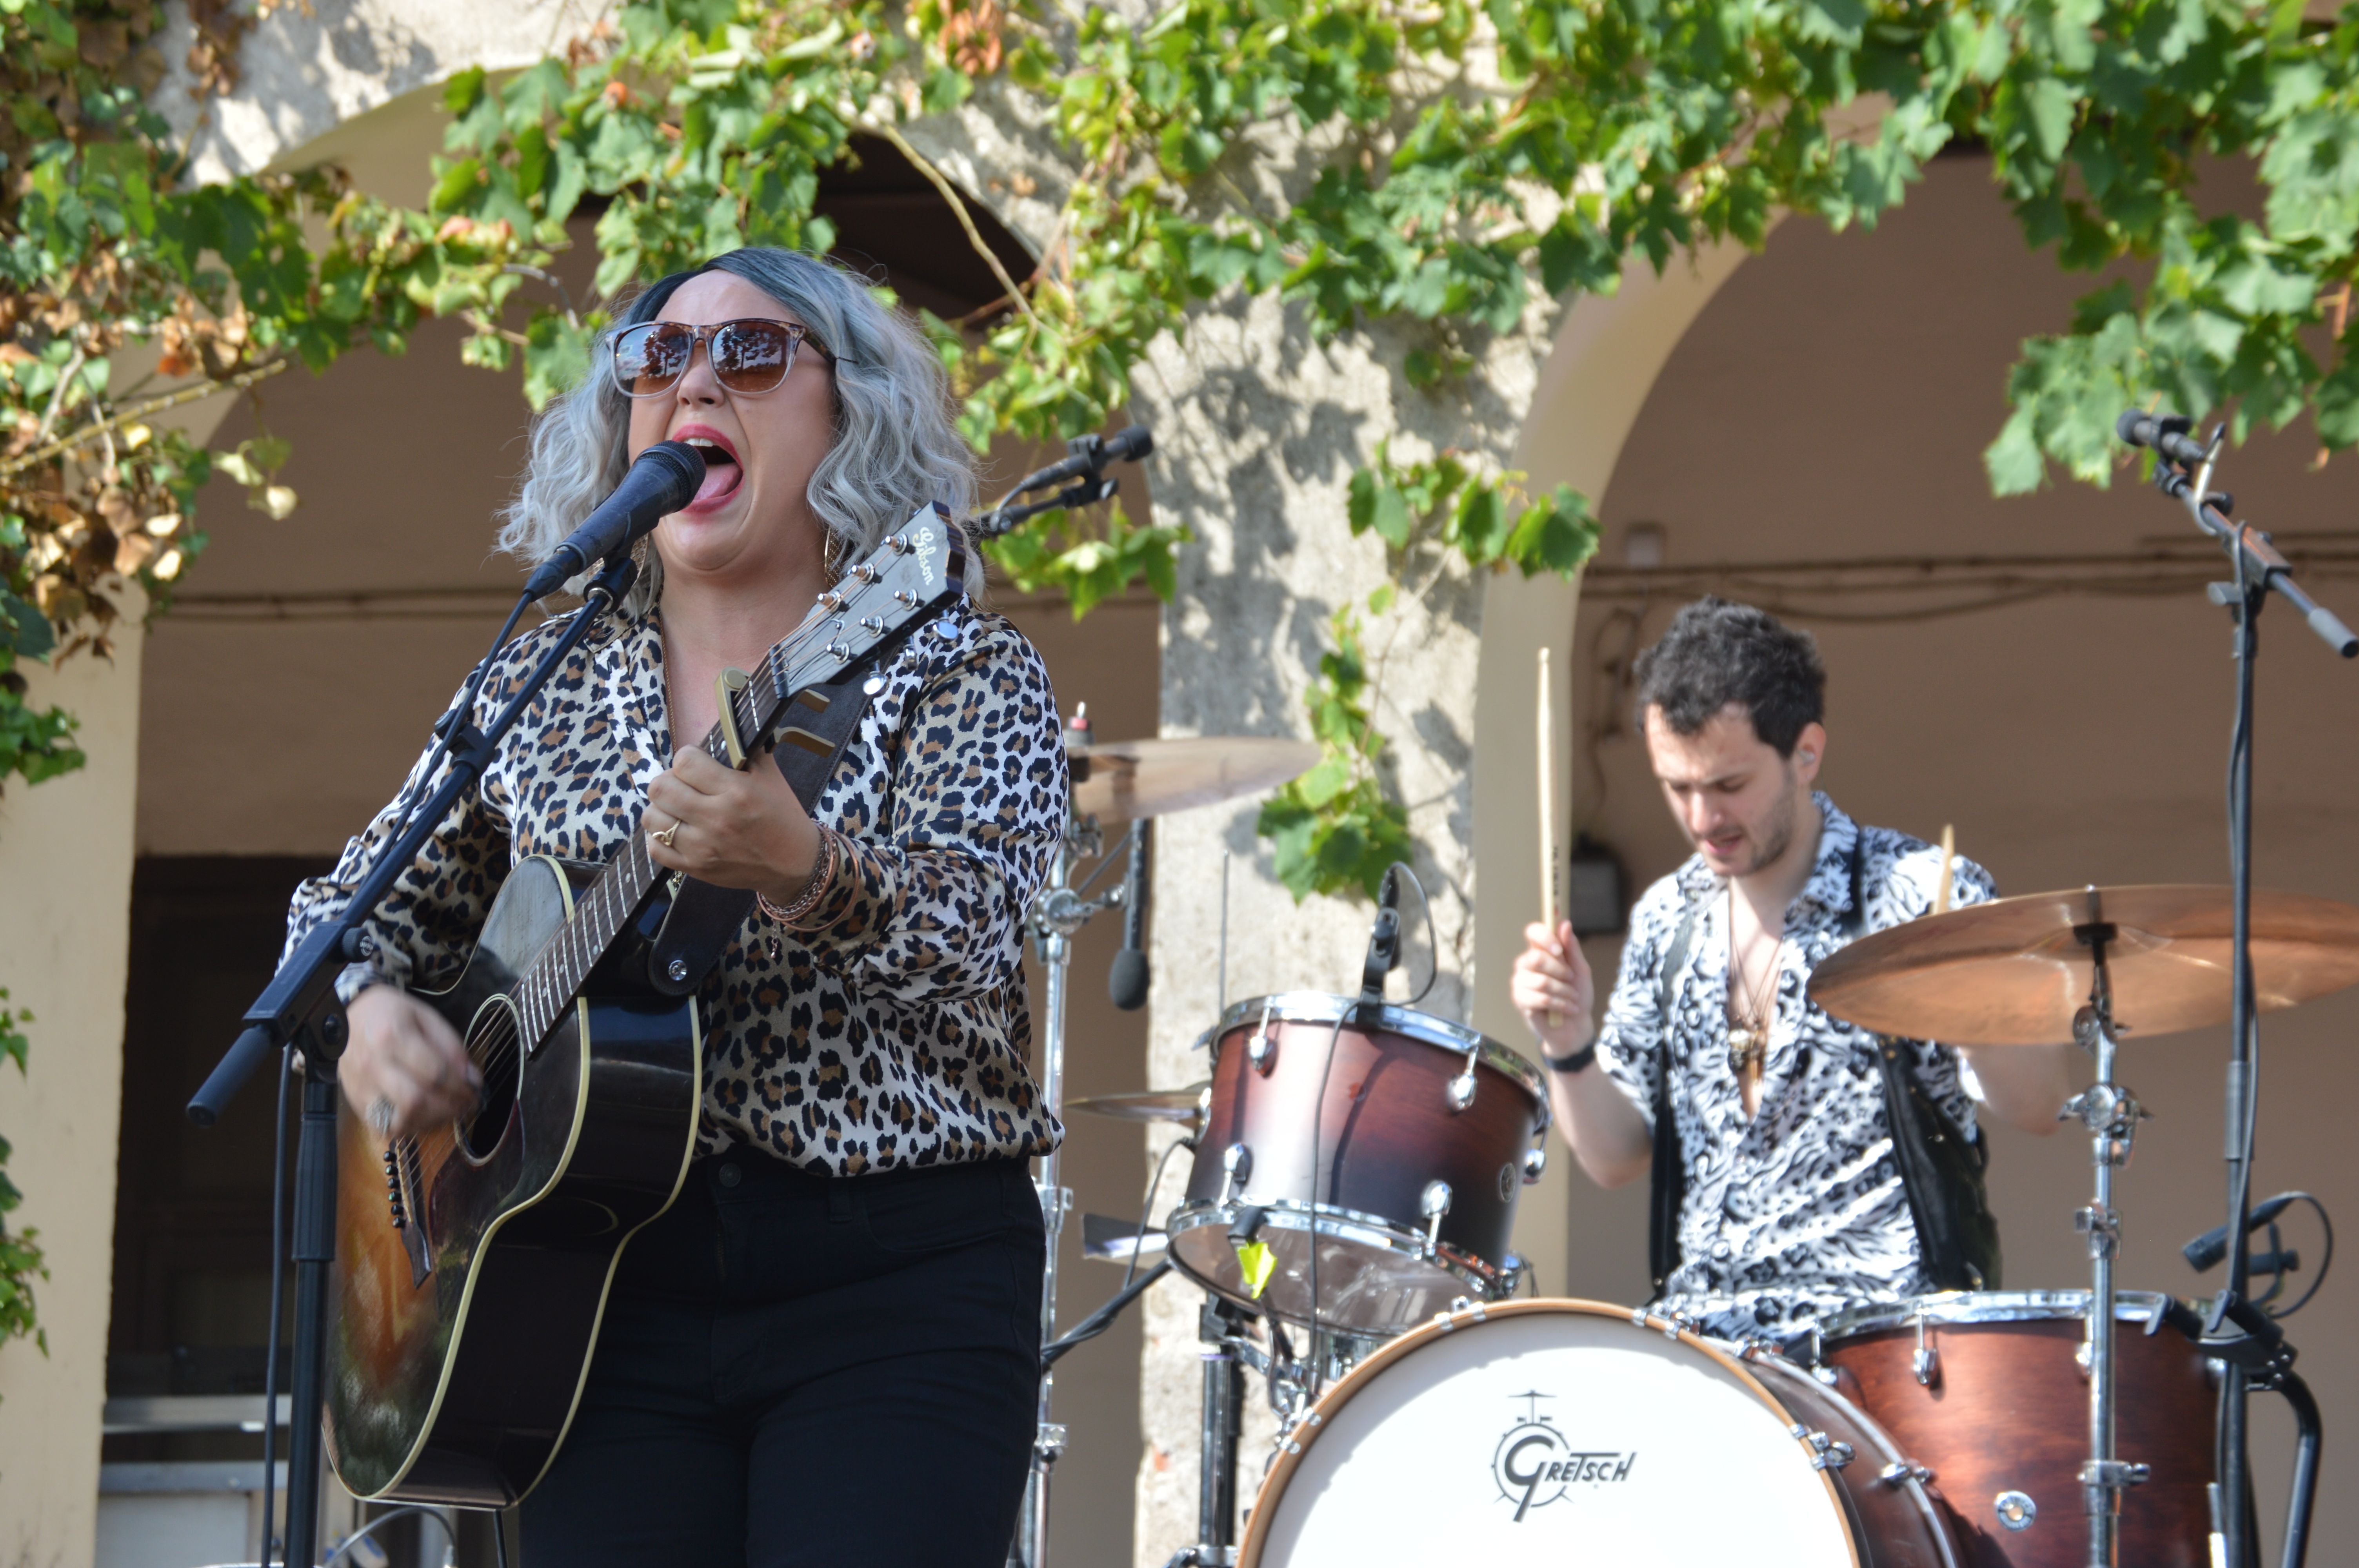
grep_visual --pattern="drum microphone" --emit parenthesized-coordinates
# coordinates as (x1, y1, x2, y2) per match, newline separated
(2114, 409, 2212, 469)
(2182, 1190, 2303, 1272)
(1357, 865, 1402, 1009)
(522, 440, 707, 597)
(1109, 822, 1151, 1011)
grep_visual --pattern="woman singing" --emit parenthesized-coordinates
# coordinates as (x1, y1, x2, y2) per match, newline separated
(286, 247, 1067, 1566)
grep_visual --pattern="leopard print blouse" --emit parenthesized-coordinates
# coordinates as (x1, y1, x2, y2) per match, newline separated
(284, 593, 1069, 1176)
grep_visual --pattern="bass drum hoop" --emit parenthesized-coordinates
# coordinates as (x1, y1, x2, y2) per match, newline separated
(1235, 1298, 1888, 1568)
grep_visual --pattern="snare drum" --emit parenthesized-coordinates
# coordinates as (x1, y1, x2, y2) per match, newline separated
(1818, 1292, 2215, 1568)
(1165, 993, 1549, 1334)
(1239, 1299, 1959, 1566)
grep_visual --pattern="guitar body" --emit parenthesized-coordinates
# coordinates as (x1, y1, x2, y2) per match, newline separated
(325, 855, 702, 1506)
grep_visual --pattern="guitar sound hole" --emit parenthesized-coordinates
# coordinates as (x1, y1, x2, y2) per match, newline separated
(457, 1002, 523, 1161)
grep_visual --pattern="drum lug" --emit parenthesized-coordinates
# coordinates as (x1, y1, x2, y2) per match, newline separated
(1219, 1143, 1253, 1204)
(1444, 1041, 1481, 1112)
(1912, 1303, 1940, 1387)
(1795, 1429, 1855, 1470)
(1521, 1143, 1548, 1185)
(1247, 998, 1278, 1075)
(1419, 1180, 1453, 1255)
(1878, 1460, 1936, 1487)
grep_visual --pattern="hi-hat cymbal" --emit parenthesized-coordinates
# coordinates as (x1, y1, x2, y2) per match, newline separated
(1072, 737, 1320, 822)
(1064, 1083, 1210, 1124)
(1809, 885, 2359, 1046)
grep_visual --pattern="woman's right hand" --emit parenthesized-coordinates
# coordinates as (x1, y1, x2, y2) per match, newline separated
(341, 985, 482, 1140)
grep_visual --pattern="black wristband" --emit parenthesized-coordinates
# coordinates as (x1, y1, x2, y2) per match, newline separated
(1542, 1041, 1598, 1074)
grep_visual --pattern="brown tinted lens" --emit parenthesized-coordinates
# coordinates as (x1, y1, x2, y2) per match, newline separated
(710, 321, 795, 392)
(616, 323, 692, 396)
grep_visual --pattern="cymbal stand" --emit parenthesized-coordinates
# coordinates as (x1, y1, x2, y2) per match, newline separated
(1013, 794, 1127, 1568)
(2062, 898, 2150, 1568)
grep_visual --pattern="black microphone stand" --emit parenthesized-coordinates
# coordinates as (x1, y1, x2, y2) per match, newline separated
(2130, 422, 2355, 1568)
(974, 428, 1150, 540)
(184, 551, 641, 1566)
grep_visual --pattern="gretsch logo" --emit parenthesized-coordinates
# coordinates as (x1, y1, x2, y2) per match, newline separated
(1492, 1393, 1636, 1521)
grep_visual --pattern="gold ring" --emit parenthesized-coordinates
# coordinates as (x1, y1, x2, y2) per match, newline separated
(652, 822, 678, 848)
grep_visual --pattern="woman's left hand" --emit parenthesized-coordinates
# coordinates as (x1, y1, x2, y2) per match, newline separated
(644, 746, 823, 905)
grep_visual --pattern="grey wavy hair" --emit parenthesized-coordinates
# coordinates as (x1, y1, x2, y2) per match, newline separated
(497, 247, 983, 606)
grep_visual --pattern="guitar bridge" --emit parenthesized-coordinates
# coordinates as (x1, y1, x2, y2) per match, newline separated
(384, 1138, 434, 1288)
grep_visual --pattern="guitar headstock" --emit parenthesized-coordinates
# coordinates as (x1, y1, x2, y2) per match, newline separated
(714, 503, 966, 766)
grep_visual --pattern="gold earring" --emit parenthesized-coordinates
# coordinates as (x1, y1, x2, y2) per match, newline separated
(823, 530, 845, 583)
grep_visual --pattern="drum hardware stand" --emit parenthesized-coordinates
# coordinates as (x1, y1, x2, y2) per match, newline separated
(1160, 1295, 1252, 1568)
(2119, 413, 2355, 1568)
(2059, 903, 2151, 1568)
(1014, 710, 1138, 1568)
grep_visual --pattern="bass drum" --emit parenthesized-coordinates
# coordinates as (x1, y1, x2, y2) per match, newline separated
(1240, 1299, 1959, 1566)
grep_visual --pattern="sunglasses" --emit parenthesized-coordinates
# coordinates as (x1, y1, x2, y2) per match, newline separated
(608, 318, 839, 399)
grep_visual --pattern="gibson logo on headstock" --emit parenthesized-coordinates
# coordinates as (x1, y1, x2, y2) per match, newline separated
(909, 523, 938, 579)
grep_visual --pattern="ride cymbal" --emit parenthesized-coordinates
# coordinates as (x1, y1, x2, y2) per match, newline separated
(1071, 737, 1319, 821)
(1809, 884, 2359, 1046)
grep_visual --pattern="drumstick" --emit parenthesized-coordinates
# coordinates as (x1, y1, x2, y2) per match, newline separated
(1934, 823, 1955, 916)
(1538, 648, 1562, 1028)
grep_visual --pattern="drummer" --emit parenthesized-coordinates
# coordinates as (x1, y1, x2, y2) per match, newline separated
(1510, 598, 2073, 1343)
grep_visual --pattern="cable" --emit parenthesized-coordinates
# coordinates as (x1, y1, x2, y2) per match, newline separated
(1304, 1009, 1352, 1402)
(2267, 1192, 2335, 1319)
(1389, 861, 1439, 1006)
(1125, 1131, 1191, 1295)
(1042, 1260, 1173, 1368)
(321, 1505, 457, 1567)
(259, 1045, 291, 1568)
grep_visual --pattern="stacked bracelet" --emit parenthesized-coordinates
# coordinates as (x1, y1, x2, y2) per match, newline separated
(756, 828, 840, 928)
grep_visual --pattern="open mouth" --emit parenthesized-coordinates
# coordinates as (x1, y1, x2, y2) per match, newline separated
(676, 431, 743, 507)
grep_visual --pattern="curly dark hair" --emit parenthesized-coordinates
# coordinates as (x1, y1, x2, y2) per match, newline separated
(1632, 597, 1826, 757)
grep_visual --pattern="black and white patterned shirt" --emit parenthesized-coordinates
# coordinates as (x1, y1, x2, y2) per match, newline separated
(1595, 795, 1995, 1341)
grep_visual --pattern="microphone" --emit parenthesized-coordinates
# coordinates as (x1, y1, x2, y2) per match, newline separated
(1011, 425, 1154, 498)
(1358, 865, 1402, 1009)
(2115, 409, 2212, 470)
(523, 440, 706, 597)
(2183, 1191, 2303, 1272)
(1109, 822, 1151, 1011)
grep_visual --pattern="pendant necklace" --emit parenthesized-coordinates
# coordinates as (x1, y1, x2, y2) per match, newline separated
(1725, 883, 1784, 1085)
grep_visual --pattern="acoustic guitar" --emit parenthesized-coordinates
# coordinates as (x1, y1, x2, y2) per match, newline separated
(323, 507, 964, 1506)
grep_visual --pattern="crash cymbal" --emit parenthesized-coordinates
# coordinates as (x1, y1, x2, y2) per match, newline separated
(1072, 737, 1320, 822)
(1809, 885, 2359, 1046)
(1064, 1083, 1210, 1124)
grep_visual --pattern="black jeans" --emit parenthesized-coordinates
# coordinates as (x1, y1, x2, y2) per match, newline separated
(520, 1149, 1045, 1567)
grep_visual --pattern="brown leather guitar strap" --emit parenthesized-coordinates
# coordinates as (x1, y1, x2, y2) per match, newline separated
(643, 651, 889, 998)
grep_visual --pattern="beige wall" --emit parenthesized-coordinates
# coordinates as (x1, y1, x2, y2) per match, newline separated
(1552, 155, 2359, 1561)
(0, 619, 144, 1568)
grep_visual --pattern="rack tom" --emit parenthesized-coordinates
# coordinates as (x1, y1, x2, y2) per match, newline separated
(1817, 1291, 2215, 1568)
(1165, 993, 1549, 1334)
